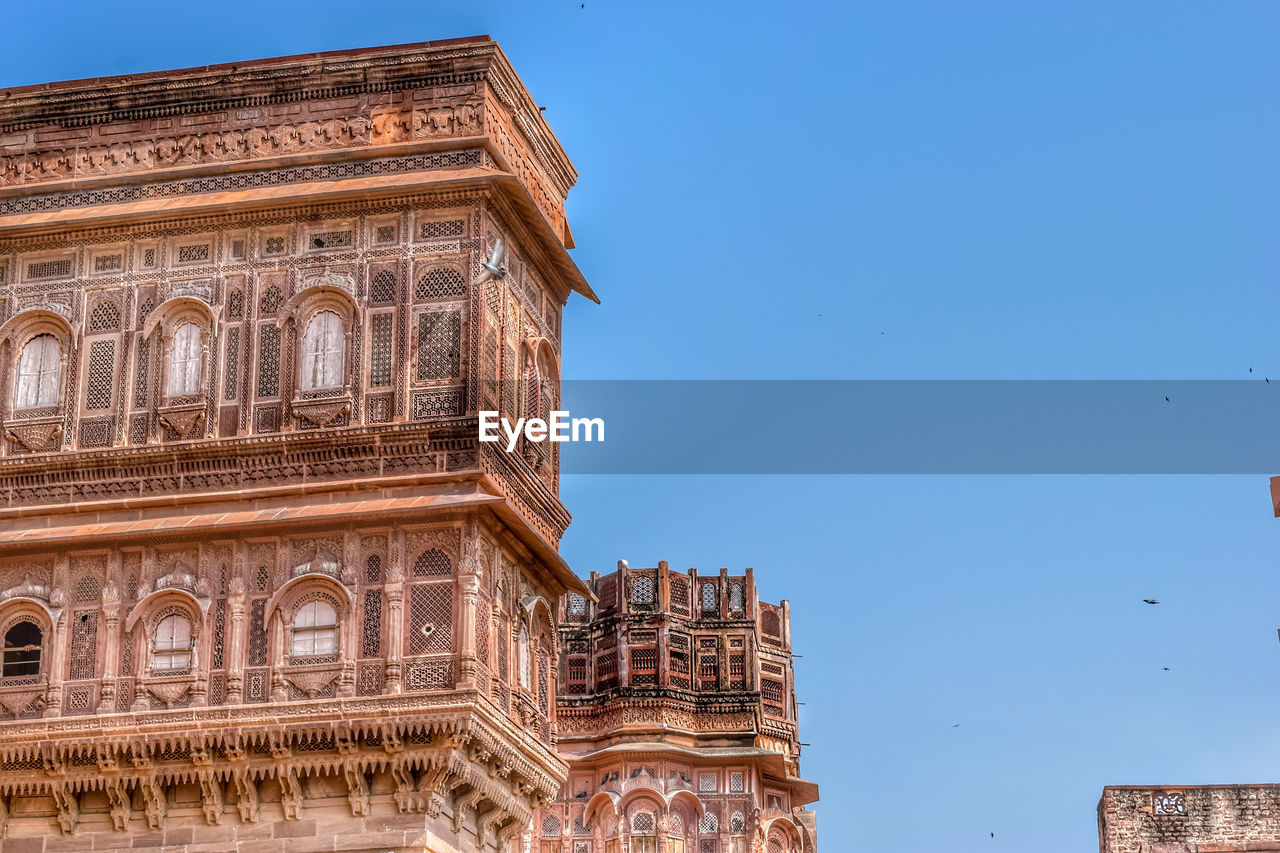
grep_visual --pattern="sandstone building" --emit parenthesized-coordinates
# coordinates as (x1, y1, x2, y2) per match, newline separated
(536, 562, 818, 853)
(0, 38, 818, 853)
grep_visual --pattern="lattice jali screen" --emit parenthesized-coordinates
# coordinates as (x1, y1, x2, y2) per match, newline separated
(256, 325, 281, 397)
(475, 593, 490, 666)
(223, 328, 240, 400)
(69, 610, 98, 680)
(259, 285, 283, 317)
(227, 288, 244, 320)
(362, 315, 393, 391)
(729, 582, 745, 612)
(89, 301, 120, 332)
(419, 220, 465, 241)
(308, 230, 353, 250)
(245, 667, 268, 703)
(416, 268, 466, 302)
(370, 272, 398, 305)
(670, 575, 690, 615)
(496, 614, 509, 686)
(63, 682, 96, 716)
(698, 651, 718, 691)
(211, 598, 227, 669)
(85, 340, 116, 410)
(366, 392, 392, 423)
(411, 389, 463, 420)
(366, 555, 382, 584)
(253, 405, 280, 433)
(132, 337, 150, 409)
(120, 629, 133, 677)
(93, 254, 123, 274)
(357, 661, 383, 696)
(79, 414, 114, 448)
(177, 244, 210, 264)
(405, 658, 454, 691)
(700, 582, 718, 614)
(631, 573, 656, 608)
(248, 599, 268, 666)
(413, 548, 452, 578)
(74, 575, 99, 603)
(417, 310, 461, 381)
(699, 813, 718, 834)
(26, 258, 72, 281)
(408, 583, 452, 655)
(362, 589, 382, 658)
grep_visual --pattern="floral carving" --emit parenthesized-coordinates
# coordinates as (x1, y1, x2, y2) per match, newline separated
(0, 106, 479, 189)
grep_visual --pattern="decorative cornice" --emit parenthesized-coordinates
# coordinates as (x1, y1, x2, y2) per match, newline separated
(0, 39, 496, 133)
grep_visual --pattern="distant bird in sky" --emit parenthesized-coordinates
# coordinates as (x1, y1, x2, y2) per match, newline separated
(1268, 378, 1271, 384)
(952, 723, 961, 728)
(1164, 396, 1170, 402)
(990, 833, 995, 838)
(1143, 599, 1159, 605)
(1250, 367, 1253, 373)
(1162, 667, 1170, 671)
(473, 239, 507, 285)
(538, 106, 547, 112)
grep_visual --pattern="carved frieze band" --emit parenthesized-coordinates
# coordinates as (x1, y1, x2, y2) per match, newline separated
(0, 149, 485, 218)
(0, 105, 482, 191)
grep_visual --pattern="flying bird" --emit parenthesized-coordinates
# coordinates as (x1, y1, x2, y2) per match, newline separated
(1143, 599, 1159, 605)
(472, 239, 507, 286)
(952, 723, 961, 728)
(1268, 378, 1271, 384)
(1162, 667, 1170, 671)
(1164, 396, 1170, 402)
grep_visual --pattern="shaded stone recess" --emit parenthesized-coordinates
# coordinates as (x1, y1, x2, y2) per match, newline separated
(1099, 786, 1280, 853)
(533, 561, 819, 853)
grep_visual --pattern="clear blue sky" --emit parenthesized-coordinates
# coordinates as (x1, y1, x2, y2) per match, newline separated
(4, 2, 1279, 851)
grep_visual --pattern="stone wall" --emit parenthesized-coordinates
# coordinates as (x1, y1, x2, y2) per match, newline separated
(1099, 786, 1280, 853)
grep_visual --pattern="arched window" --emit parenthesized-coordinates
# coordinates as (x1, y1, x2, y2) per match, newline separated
(700, 582, 717, 613)
(14, 335, 61, 409)
(2, 621, 42, 677)
(299, 311, 344, 391)
(151, 614, 193, 672)
(168, 322, 203, 396)
(291, 600, 338, 657)
(518, 622, 531, 689)
(631, 812, 657, 853)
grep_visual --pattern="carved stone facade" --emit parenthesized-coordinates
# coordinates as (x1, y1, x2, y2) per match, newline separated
(0, 38, 597, 852)
(535, 562, 819, 853)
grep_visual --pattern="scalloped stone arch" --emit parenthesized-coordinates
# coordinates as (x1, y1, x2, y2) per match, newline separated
(142, 295, 217, 340)
(0, 309, 73, 351)
(583, 791, 619, 826)
(280, 284, 358, 329)
(265, 572, 353, 626)
(125, 588, 205, 634)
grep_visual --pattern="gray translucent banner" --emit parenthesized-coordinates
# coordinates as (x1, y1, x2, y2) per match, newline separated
(539, 380, 1280, 474)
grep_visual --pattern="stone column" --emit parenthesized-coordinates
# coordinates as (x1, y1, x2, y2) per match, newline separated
(458, 574, 479, 689)
(225, 574, 247, 705)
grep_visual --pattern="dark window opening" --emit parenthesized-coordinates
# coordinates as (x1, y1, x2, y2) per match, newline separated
(3, 622, 42, 677)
